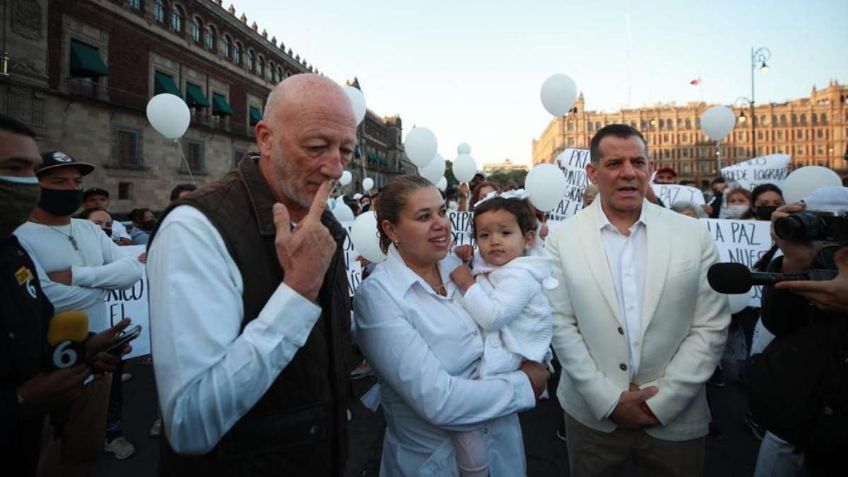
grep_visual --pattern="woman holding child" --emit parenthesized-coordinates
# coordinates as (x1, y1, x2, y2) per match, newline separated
(353, 175, 551, 476)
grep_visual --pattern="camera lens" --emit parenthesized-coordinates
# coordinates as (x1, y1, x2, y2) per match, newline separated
(774, 215, 806, 241)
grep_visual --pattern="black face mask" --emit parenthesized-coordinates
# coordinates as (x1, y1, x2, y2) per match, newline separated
(141, 219, 156, 232)
(38, 188, 83, 217)
(102, 228, 113, 237)
(754, 206, 778, 221)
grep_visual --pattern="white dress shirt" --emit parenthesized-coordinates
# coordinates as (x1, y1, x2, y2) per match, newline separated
(15, 219, 144, 332)
(598, 203, 648, 382)
(354, 245, 535, 476)
(147, 205, 322, 455)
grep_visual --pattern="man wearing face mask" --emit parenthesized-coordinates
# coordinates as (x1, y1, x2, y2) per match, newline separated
(128, 208, 156, 245)
(82, 188, 131, 245)
(0, 117, 131, 476)
(14, 150, 144, 474)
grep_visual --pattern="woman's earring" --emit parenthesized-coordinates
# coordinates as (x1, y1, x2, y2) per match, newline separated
(393, 240, 400, 247)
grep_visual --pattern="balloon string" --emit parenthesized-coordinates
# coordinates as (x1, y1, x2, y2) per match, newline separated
(174, 139, 197, 185)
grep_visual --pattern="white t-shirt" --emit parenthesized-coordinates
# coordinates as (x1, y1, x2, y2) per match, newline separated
(15, 219, 144, 331)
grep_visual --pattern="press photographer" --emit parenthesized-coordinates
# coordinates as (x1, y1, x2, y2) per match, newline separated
(748, 188, 848, 477)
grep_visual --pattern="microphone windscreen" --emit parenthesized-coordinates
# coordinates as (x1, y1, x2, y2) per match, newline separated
(47, 311, 89, 346)
(707, 263, 753, 294)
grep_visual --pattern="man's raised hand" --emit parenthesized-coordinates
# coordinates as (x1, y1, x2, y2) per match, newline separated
(274, 181, 338, 302)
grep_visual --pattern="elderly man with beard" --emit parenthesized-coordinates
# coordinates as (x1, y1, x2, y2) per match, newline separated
(147, 74, 356, 476)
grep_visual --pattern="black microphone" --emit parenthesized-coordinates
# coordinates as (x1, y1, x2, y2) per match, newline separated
(707, 262, 838, 294)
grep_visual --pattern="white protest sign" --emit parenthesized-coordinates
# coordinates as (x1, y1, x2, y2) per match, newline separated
(449, 211, 475, 249)
(340, 222, 363, 297)
(548, 148, 591, 222)
(104, 245, 150, 359)
(702, 219, 773, 307)
(721, 154, 791, 191)
(652, 184, 706, 208)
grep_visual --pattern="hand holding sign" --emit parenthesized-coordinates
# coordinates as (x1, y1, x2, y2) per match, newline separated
(274, 181, 337, 302)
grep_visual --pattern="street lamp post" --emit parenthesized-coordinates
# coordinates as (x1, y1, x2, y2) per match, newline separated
(750, 47, 771, 157)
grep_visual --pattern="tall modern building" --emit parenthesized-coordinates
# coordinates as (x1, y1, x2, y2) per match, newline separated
(1, 0, 410, 212)
(532, 82, 848, 187)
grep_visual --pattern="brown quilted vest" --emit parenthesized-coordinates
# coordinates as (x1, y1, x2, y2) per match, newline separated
(151, 156, 352, 477)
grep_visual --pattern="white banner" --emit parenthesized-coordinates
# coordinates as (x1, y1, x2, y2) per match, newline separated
(703, 219, 773, 307)
(721, 154, 791, 191)
(104, 245, 150, 359)
(652, 184, 706, 208)
(449, 211, 475, 250)
(549, 148, 591, 222)
(340, 222, 363, 297)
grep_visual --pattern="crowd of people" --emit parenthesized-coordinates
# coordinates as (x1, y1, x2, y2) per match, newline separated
(3, 72, 847, 477)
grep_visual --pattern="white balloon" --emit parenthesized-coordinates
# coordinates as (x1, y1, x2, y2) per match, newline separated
(452, 154, 478, 183)
(540, 74, 578, 117)
(353, 193, 363, 200)
(339, 170, 352, 186)
(343, 86, 367, 125)
(782, 166, 843, 204)
(418, 153, 446, 185)
(404, 127, 438, 168)
(436, 177, 447, 191)
(700, 105, 736, 141)
(146, 94, 191, 139)
(331, 200, 355, 222)
(350, 211, 387, 263)
(728, 293, 749, 314)
(457, 143, 471, 155)
(362, 177, 374, 191)
(525, 163, 568, 212)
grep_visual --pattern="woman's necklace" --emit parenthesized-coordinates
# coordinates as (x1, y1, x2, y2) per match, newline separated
(427, 275, 448, 297)
(32, 219, 79, 251)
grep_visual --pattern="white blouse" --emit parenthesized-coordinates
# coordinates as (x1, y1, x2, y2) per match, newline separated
(353, 245, 536, 476)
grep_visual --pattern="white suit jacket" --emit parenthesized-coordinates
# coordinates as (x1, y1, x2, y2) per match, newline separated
(545, 200, 730, 441)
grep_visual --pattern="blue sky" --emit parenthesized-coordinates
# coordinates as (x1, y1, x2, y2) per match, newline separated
(234, 0, 848, 165)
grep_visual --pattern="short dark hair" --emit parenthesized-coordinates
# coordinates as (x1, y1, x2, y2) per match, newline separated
(472, 197, 537, 239)
(0, 114, 36, 138)
(711, 177, 726, 185)
(129, 208, 152, 223)
(170, 183, 197, 201)
(589, 124, 647, 164)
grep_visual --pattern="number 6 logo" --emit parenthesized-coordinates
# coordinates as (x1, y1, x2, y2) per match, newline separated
(52, 341, 78, 368)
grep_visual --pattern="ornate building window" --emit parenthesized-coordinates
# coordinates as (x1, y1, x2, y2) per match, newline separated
(277, 66, 283, 82)
(800, 113, 806, 125)
(113, 127, 144, 169)
(171, 5, 184, 33)
(128, 0, 142, 10)
(153, 0, 166, 23)
(258, 56, 265, 78)
(205, 25, 216, 51)
(247, 49, 256, 72)
(222, 35, 231, 59)
(191, 17, 202, 43)
(234, 42, 243, 65)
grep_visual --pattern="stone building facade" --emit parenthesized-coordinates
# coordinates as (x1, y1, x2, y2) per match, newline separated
(1, 0, 408, 212)
(532, 82, 848, 187)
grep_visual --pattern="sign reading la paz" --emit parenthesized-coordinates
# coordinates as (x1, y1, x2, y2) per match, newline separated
(703, 219, 772, 307)
(721, 154, 791, 190)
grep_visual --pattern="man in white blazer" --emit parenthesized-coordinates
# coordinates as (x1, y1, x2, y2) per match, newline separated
(546, 124, 730, 476)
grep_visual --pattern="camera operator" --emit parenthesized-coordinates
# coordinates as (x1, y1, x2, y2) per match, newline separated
(748, 194, 848, 477)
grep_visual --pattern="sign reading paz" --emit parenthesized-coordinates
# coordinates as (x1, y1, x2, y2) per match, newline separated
(104, 245, 150, 359)
(721, 154, 791, 191)
(703, 219, 773, 307)
(549, 148, 591, 222)
(652, 184, 706, 208)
